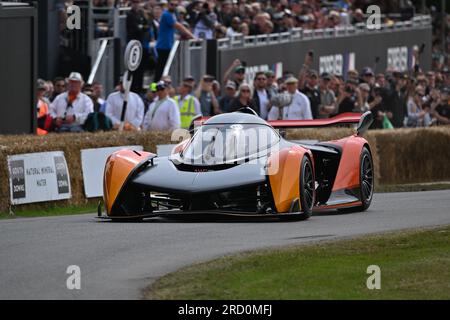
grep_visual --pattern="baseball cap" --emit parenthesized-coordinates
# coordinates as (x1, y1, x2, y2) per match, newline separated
(265, 70, 275, 77)
(37, 79, 47, 90)
(149, 82, 157, 92)
(183, 75, 195, 82)
(285, 76, 298, 84)
(225, 80, 237, 90)
(320, 72, 332, 80)
(234, 66, 246, 73)
(156, 80, 166, 91)
(362, 67, 374, 76)
(308, 70, 318, 78)
(68, 72, 83, 82)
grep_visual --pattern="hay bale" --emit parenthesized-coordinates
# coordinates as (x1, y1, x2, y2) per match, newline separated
(1, 127, 449, 212)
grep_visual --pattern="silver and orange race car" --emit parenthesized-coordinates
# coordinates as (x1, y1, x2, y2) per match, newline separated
(100, 109, 374, 221)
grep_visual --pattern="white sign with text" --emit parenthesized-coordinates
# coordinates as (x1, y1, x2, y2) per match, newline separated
(8, 151, 71, 205)
(81, 146, 143, 198)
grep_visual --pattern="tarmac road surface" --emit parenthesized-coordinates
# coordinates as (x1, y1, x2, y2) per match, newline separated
(0, 190, 449, 299)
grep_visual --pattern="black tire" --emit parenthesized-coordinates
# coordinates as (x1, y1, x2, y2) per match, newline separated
(338, 146, 374, 213)
(298, 155, 315, 220)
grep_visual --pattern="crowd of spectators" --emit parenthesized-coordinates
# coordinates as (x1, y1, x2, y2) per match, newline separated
(34, 49, 450, 135)
(33, 0, 448, 134)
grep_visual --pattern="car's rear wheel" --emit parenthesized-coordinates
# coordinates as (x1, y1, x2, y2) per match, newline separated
(299, 155, 314, 220)
(359, 146, 374, 210)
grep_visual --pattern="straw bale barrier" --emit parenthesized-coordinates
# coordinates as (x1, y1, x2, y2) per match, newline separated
(1, 127, 449, 212)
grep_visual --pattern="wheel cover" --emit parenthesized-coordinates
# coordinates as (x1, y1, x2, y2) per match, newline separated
(361, 153, 373, 202)
(303, 161, 314, 210)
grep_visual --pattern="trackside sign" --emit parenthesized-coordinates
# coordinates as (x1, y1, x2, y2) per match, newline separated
(7, 151, 71, 205)
(81, 145, 143, 198)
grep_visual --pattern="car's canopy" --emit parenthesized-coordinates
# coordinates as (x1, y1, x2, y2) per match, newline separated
(177, 123, 280, 166)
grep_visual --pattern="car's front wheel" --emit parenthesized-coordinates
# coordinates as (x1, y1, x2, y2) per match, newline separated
(298, 155, 315, 220)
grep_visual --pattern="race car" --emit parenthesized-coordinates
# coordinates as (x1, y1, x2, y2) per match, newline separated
(100, 109, 374, 221)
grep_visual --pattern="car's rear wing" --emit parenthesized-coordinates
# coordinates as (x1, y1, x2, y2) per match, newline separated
(190, 112, 370, 133)
(267, 113, 362, 129)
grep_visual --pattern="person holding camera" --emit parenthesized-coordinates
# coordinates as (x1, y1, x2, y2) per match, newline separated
(195, 75, 221, 116)
(49, 72, 94, 133)
(193, 1, 218, 40)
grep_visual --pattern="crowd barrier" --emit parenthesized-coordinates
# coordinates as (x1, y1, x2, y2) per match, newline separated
(1, 127, 450, 213)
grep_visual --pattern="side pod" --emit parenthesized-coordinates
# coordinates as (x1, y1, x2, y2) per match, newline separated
(267, 146, 313, 213)
(103, 149, 154, 216)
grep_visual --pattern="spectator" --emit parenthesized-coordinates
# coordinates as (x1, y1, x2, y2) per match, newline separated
(226, 17, 241, 37)
(239, 22, 250, 36)
(143, 81, 181, 131)
(105, 78, 145, 131)
(44, 81, 54, 102)
(50, 72, 93, 133)
(212, 80, 221, 98)
(431, 87, 450, 125)
(193, 1, 218, 40)
(387, 72, 409, 128)
(252, 71, 271, 119)
(50, 77, 66, 102)
(268, 77, 312, 120)
(195, 74, 221, 116)
(91, 82, 106, 113)
(222, 59, 246, 89)
(318, 72, 337, 118)
(300, 70, 321, 119)
(219, 80, 237, 113)
(406, 85, 432, 127)
(143, 82, 158, 114)
(228, 83, 257, 113)
(174, 80, 201, 129)
(36, 79, 50, 135)
(356, 83, 371, 113)
(161, 75, 176, 97)
(265, 70, 278, 97)
(337, 84, 357, 114)
(154, 0, 195, 82)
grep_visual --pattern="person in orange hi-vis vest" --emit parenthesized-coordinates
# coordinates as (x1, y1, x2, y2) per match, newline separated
(36, 79, 49, 135)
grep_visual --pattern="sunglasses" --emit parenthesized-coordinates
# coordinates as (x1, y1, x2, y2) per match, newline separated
(241, 89, 250, 93)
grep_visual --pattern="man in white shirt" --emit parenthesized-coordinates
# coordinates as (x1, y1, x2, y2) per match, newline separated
(268, 76, 313, 120)
(143, 81, 180, 131)
(105, 78, 145, 131)
(50, 72, 94, 132)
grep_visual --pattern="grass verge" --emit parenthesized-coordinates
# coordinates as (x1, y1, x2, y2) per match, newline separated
(145, 225, 450, 300)
(0, 202, 98, 219)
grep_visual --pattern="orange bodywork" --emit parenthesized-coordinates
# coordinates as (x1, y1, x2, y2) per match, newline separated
(268, 145, 312, 213)
(103, 149, 153, 215)
(328, 135, 368, 192)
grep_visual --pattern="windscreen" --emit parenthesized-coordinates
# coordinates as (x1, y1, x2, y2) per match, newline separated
(179, 123, 280, 166)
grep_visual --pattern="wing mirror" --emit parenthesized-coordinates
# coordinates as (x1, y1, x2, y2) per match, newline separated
(188, 114, 203, 135)
(356, 111, 373, 136)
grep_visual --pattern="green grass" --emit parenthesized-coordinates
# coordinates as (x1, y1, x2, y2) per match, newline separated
(0, 203, 98, 219)
(145, 226, 450, 300)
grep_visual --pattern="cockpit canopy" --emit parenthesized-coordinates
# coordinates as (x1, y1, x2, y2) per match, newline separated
(176, 123, 280, 166)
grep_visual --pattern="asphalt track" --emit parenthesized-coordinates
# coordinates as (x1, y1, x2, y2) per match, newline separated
(0, 190, 449, 300)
